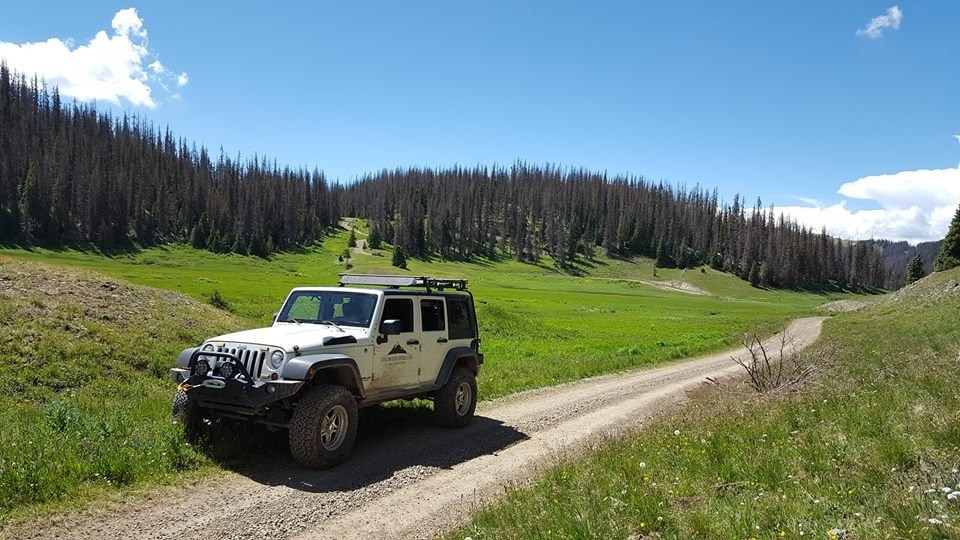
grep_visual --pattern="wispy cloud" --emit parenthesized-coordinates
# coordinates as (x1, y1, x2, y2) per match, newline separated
(0, 8, 186, 108)
(856, 5, 903, 39)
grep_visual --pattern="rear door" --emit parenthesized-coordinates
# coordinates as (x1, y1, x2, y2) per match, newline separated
(418, 297, 448, 383)
(372, 296, 421, 389)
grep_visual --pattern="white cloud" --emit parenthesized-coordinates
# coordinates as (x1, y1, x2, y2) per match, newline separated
(857, 5, 903, 39)
(176, 72, 189, 87)
(778, 164, 960, 244)
(0, 8, 187, 108)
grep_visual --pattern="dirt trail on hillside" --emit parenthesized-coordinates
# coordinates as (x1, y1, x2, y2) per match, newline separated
(4, 318, 825, 540)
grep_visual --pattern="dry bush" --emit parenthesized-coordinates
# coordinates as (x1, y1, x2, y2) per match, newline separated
(734, 329, 838, 392)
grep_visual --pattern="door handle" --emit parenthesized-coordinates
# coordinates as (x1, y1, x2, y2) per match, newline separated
(406, 339, 420, 345)
(436, 338, 448, 343)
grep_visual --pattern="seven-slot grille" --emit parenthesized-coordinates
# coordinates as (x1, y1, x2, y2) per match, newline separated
(215, 345, 266, 379)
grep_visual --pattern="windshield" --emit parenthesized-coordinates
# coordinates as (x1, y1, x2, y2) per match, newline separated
(278, 291, 378, 328)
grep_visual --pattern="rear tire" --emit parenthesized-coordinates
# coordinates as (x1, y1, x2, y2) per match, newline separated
(434, 367, 477, 428)
(172, 390, 203, 443)
(289, 385, 358, 468)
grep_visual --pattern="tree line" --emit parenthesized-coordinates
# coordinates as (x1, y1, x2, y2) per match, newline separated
(1, 65, 887, 289)
(0, 65, 340, 255)
(341, 165, 886, 289)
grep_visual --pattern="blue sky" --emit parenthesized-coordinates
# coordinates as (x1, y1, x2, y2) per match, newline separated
(1, 1, 958, 242)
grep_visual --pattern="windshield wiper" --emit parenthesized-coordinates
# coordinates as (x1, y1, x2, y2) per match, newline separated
(279, 318, 304, 325)
(318, 320, 345, 332)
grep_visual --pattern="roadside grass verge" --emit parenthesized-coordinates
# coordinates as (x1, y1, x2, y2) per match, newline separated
(455, 269, 960, 539)
(0, 258, 243, 525)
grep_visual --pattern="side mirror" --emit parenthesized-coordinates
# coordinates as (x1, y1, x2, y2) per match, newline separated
(379, 319, 402, 336)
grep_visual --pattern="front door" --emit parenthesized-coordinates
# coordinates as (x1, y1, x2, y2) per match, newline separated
(373, 297, 421, 389)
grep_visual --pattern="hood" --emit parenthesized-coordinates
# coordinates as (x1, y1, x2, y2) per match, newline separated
(209, 323, 370, 351)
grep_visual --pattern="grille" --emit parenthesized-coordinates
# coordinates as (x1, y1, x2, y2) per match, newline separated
(216, 345, 265, 379)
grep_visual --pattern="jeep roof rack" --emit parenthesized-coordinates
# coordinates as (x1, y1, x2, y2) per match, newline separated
(338, 273, 468, 292)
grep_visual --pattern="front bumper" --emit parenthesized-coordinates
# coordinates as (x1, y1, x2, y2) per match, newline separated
(171, 368, 304, 414)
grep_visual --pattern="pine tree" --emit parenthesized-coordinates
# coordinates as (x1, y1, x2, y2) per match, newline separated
(205, 229, 221, 254)
(655, 240, 671, 268)
(905, 253, 926, 284)
(248, 232, 268, 259)
(368, 225, 382, 250)
(392, 245, 408, 269)
(17, 161, 40, 241)
(748, 261, 761, 287)
(231, 233, 247, 255)
(759, 260, 772, 287)
(190, 220, 207, 249)
(934, 204, 960, 272)
(347, 228, 357, 248)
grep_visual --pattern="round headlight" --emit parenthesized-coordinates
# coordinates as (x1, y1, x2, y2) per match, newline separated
(270, 350, 284, 369)
(192, 359, 210, 377)
(202, 343, 215, 352)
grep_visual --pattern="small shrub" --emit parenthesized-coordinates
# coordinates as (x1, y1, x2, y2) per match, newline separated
(734, 329, 837, 392)
(208, 290, 230, 311)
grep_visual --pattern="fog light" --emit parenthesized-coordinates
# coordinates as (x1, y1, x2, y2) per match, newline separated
(192, 360, 210, 377)
(219, 362, 234, 379)
(266, 385, 276, 394)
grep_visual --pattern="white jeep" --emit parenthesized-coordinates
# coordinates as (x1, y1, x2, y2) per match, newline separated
(170, 274, 482, 468)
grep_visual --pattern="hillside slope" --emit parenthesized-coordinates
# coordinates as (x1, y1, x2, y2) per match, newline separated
(0, 257, 244, 524)
(457, 267, 960, 539)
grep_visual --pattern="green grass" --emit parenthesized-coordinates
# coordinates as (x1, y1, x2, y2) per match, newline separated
(0, 225, 853, 526)
(454, 268, 960, 539)
(0, 226, 847, 400)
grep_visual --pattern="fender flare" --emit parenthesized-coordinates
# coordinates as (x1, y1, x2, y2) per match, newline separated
(434, 347, 480, 387)
(283, 354, 365, 398)
(176, 347, 199, 369)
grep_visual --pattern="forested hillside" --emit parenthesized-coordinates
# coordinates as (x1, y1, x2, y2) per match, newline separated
(0, 65, 885, 289)
(873, 239, 942, 289)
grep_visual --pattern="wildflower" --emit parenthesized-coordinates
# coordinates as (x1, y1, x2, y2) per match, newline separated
(947, 491, 960, 501)
(941, 487, 953, 493)
(927, 518, 943, 525)
(674, 430, 681, 436)
(639, 461, 646, 468)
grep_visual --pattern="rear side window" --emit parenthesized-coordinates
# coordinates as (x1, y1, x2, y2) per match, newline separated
(447, 298, 474, 340)
(420, 299, 445, 332)
(382, 298, 414, 332)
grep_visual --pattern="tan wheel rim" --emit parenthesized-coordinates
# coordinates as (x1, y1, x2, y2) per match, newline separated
(320, 405, 348, 451)
(455, 382, 472, 416)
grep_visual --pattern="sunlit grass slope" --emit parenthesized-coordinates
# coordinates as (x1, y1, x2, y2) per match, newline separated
(456, 268, 960, 539)
(1, 223, 847, 399)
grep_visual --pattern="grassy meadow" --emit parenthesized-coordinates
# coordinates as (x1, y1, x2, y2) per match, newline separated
(0, 223, 852, 526)
(455, 267, 960, 539)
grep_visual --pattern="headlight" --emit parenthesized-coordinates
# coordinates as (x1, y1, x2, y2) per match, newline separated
(270, 350, 284, 369)
(202, 344, 215, 352)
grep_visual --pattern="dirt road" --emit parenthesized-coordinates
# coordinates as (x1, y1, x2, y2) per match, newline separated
(6, 317, 825, 540)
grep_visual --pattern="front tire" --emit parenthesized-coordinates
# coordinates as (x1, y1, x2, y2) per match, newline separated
(434, 367, 478, 428)
(172, 390, 203, 443)
(289, 385, 358, 468)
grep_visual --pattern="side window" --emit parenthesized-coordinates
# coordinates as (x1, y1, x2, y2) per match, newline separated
(381, 298, 414, 333)
(420, 299, 445, 332)
(447, 299, 473, 340)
